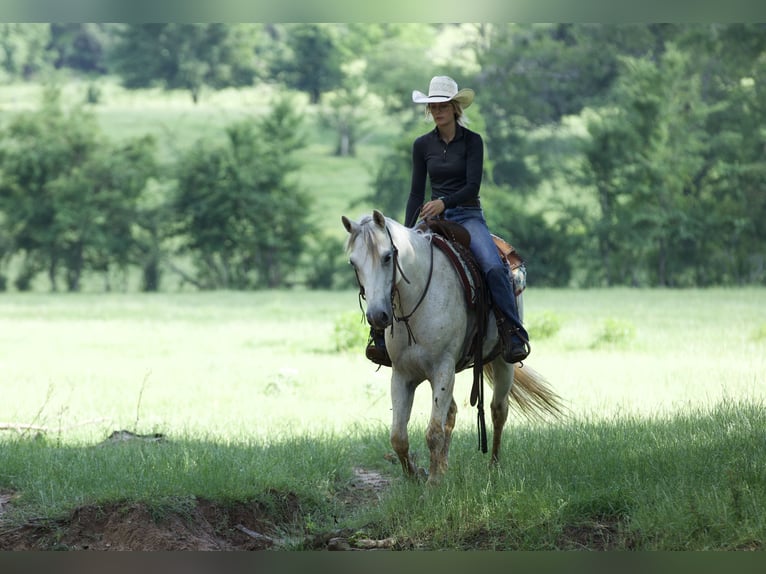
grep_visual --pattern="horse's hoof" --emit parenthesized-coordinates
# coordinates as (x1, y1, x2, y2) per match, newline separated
(425, 474, 444, 487)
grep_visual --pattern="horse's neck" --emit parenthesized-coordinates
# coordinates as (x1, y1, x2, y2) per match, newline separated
(390, 223, 432, 300)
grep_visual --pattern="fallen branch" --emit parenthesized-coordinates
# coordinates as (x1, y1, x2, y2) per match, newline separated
(234, 524, 282, 546)
(0, 418, 110, 434)
(0, 423, 49, 432)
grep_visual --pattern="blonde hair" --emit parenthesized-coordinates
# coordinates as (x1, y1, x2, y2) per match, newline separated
(425, 101, 469, 126)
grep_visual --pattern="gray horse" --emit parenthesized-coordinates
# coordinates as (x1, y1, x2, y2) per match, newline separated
(342, 210, 563, 484)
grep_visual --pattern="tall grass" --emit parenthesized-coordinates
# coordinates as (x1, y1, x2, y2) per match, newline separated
(365, 400, 765, 550)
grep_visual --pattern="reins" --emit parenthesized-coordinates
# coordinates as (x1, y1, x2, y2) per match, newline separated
(387, 225, 434, 345)
(353, 222, 435, 346)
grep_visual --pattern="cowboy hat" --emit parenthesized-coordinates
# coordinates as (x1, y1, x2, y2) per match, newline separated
(412, 76, 474, 108)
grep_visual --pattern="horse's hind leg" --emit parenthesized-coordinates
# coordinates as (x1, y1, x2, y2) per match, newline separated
(390, 370, 419, 478)
(489, 357, 514, 463)
(436, 398, 458, 471)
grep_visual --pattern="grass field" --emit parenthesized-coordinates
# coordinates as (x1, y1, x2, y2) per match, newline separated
(2, 288, 763, 443)
(1, 288, 764, 549)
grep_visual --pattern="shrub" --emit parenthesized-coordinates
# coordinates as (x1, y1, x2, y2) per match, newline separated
(591, 318, 636, 348)
(332, 311, 368, 352)
(527, 310, 562, 340)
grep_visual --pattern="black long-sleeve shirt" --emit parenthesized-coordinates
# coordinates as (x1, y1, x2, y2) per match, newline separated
(404, 124, 484, 228)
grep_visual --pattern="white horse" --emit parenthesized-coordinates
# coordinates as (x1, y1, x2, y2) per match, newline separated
(342, 210, 563, 484)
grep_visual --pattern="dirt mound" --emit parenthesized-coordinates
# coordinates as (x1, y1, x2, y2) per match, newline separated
(0, 498, 288, 551)
(0, 468, 392, 551)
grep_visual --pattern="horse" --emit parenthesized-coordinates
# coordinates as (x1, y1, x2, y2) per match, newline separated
(342, 210, 564, 484)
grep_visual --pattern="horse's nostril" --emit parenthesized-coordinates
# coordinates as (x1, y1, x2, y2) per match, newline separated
(366, 309, 391, 329)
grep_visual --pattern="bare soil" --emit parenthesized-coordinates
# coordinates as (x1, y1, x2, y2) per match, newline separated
(0, 467, 393, 551)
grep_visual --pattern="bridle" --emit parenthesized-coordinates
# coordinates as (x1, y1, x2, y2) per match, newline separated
(354, 223, 435, 345)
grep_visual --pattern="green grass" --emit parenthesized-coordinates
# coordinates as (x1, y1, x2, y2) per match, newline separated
(367, 400, 766, 550)
(1, 288, 764, 549)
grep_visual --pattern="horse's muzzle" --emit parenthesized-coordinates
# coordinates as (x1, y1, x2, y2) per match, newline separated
(366, 307, 392, 330)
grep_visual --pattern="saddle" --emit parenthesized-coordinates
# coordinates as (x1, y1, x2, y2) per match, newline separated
(418, 217, 527, 311)
(419, 217, 527, 368)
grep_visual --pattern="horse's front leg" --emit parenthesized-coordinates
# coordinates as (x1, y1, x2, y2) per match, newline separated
(390, 370, 420, 478)
(425, 367, 456, 484)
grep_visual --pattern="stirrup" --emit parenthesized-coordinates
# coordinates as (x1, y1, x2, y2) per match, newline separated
(497, 318, 530, 364)
(506, 328, 531, 364)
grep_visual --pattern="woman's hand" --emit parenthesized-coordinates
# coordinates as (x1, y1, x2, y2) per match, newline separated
(420, 199, 445, 220)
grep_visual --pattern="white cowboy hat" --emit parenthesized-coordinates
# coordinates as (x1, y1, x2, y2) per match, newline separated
(412, 76, 474, 108)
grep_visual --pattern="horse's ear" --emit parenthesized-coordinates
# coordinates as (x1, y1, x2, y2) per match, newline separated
(341, 215, 355, 234)
(372, 210, 386, 229)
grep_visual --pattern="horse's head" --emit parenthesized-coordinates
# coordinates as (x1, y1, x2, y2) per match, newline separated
(341, 209, 397, 330)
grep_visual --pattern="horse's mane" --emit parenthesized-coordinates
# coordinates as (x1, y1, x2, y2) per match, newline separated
(345, 214, 427, 264)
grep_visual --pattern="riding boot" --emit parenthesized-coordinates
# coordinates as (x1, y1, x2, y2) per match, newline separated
(485, 267, 531, 364)
(365, 327, 392, 367)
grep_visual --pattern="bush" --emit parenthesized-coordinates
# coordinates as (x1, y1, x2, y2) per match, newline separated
(591, 318, 636, 349)
(527, 310, 562, 340)
(332, 311, 369, 353)
(303, 234, 348, 290)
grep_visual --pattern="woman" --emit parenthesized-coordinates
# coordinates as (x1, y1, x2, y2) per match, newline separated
(366, 75, 530, 366)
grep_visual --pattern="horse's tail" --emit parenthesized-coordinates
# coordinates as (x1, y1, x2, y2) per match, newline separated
(485, 362, 566, 421)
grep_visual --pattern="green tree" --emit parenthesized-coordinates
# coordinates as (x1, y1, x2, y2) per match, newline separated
(108, 24, 261, 103)
(474, 23, 678, 191)
(0, 23, 52, 80)
(318, 74, 374, 158)
(47, 136, 157, 291)
(279, 24, 344, 104)
(582, 47, 713, 286)
(0, 87, 158, 291)
(676, 24, 766, 284)
(174, 97, 311, 289)
(48, 23, 116, 74)
(359, 24, 439, 114)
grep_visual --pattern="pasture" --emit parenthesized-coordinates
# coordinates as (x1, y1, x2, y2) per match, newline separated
(1, 288, 764, 550)
(0, 81, 764, 550)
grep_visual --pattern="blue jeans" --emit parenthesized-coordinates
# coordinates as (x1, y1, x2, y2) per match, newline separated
(443, 207, 528, 337)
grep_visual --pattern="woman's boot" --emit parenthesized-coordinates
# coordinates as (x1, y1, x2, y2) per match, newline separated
(495, 314, 531, 363)
(485, 267, 531, 363)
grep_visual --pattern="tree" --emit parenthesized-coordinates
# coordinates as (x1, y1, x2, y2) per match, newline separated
(474, 23, 678, 191)
(359, 24, 439, 114)
(0, 23, 52, 80)
(318, 73, 375, 158)
(173, 96, 311, 289)
(676, 24, 766, 284)
(108, 24, 261, 103)
(48, 23, 116, 74)
(0, 87, 158, 291)
(279, 24, 344, 104)
(582, 47, 713, 286)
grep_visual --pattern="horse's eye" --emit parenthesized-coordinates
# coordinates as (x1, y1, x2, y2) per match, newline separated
(382, 252, 392, 265)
